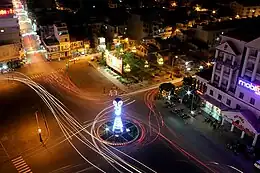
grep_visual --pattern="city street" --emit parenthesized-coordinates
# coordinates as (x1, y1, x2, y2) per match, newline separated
(0, 63, 214, 173)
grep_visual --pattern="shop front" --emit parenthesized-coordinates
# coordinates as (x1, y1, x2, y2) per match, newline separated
(222, 110, 260, 146)
(200, 95, 228, 121)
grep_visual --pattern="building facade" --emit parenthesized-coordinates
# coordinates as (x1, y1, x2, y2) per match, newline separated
(0, 6, 22, 70)
(127, 13, 161, 41)
(0, 8, 20, 44)
(53, 23, 70, 57)
(231, 1, 260, 18)
(195, 33, 260, 146)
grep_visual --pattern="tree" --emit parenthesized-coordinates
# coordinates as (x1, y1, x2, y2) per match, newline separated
(183, 76, 194, 87)
(159, 83, 175, 93)
(99, 51, 106, 66)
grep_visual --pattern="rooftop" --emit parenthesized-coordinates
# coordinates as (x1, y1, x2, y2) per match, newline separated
(196, 68, 213, 81)
(44, 37, 59, 46)
(201, 18, 251, 31)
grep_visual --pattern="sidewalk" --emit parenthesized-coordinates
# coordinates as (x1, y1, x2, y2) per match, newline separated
(89, 61, 128, 92)
(89, 60, 183, 93)
(156, 99, 255, 172)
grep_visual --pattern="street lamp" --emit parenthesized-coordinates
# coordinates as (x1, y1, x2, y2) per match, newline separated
(187, 90, 195, 115)
(132, 46, 136, 53)
(124, 64, 131, 73)
(144, 60, 149, 68)
(158, 57, 164, 65)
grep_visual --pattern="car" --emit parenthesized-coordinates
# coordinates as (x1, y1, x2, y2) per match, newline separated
(254, 160, 260, 170)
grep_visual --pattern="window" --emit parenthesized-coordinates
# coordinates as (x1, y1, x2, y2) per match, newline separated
(218, 94, 222, 100)
(219, 51, 224, 57)
(226, 99, 231, 106)
(224, 45, 228, 50)
(65, 38, 68, 42)
(239, 92, 244, 99)
(250, 98, 255, 105)
(236, 104, 241, 110)
(210, 90, 213, 96)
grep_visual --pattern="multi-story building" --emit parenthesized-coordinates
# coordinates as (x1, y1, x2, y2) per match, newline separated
(53, 22, 70, 57)
(70, 39, 84, 56)
(195, 29, 260, 146)
(42, 36, 60, 60)
(127, 12, 161, 41)
(0, 4, 22, 70)
(0, 8, 20, 44)
(41, 22, 89, 60)
(231, 1, 260, 18)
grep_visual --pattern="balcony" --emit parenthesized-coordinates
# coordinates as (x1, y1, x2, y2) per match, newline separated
(248, 55, 256, 63)
(223, 59, 239, 70)
(215, 68, 221, 74)
(215, 56, 224, 63)
(223, 71, 230, 79)
(245, 69, 253, 77)
(256, 73, 260, 81)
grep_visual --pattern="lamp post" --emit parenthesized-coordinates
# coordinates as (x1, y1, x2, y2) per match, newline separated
(144, 60, 149, 68)
(158, 57, 164, 65)
(124, 64, 131, 73)
(35, 111, 43, 143)
(187, 90, 195, 115)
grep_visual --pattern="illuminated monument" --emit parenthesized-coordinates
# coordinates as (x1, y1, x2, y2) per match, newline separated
(112, 98, 124, 133)
(97, 97, 141, 146)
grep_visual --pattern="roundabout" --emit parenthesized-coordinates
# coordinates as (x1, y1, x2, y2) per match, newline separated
(97, 119, 141, 146)
(96, 98, 141, 146)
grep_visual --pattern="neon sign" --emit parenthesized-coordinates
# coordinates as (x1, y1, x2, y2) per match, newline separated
(238, 79, 260, 95)
(0, 9, 14, 15)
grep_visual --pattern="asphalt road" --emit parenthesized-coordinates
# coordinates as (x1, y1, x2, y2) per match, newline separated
(0, 63, 213, 173)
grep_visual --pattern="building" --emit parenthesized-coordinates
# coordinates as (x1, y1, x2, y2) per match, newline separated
(0, 8, 20, 44)
(191, 17, 260, 47)
(0, 3, 22, 70)
(53, 22, 70, 57)
(195, 28, 260, 146)
(42, 36, 60, 60)
(231, 0, 260, 18)
(41, 22, 89, 59)
(70, 39, 84, 56)
(127, 11, 161, 41)
(0, 43, 22, 70)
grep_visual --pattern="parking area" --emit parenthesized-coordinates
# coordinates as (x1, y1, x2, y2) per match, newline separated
(156, 97, 260, 172)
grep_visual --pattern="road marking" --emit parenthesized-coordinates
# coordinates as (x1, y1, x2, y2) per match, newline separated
(11, 156, 33, 173)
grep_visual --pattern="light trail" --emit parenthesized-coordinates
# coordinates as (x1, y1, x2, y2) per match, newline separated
(1, 72, 157, 172)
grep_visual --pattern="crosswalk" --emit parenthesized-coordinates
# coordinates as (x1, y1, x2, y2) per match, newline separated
(29, 68, 65, 79)
(11, 156, 32, 173)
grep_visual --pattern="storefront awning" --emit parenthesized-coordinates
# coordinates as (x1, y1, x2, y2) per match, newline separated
(201, 94, 229, 111)
(222, 110, 260, 135)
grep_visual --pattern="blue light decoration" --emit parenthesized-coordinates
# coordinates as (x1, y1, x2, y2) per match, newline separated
(112, 98, 124, 133)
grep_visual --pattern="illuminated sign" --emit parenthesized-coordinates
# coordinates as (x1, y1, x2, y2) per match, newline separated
(238, 79, 260, 95)
(105, 52, 122, 74)
(0, 9, 14, 15)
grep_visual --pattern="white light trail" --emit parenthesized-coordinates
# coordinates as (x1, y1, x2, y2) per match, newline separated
(0, 72, 157, 173)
